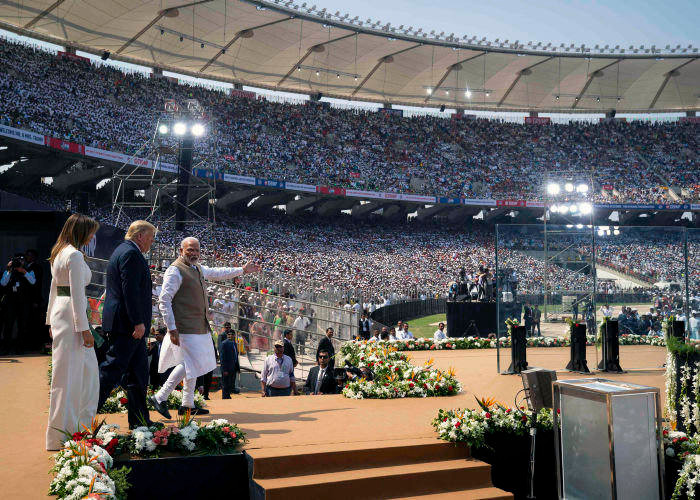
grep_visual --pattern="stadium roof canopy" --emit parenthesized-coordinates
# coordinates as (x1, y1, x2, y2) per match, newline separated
(2, 0, 698, 113)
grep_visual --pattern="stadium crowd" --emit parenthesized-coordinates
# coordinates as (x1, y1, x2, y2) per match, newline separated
(0, 37, 698, 204)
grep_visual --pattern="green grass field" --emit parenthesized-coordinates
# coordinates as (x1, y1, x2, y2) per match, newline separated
(408, 314, 447, 339)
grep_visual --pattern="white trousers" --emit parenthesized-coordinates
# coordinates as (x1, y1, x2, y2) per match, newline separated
(155, 364, 196, 408)
(46, 301, 99, 450)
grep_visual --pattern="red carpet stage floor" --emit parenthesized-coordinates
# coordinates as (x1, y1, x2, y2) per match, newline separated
(0, 345, 667, 498)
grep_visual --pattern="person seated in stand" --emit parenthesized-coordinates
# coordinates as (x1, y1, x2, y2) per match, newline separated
(388, 327, 398, 341)
(395, 321, 404, 335)
(369, 328, 380, 342)
(400, 322, 414, 339)
(433, 322, 447, 341)
(304, 349, 335, 395)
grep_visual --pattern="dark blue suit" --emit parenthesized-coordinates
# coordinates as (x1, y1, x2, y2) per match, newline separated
(219, 338, 240, 399)
(97, 241, 153, 427)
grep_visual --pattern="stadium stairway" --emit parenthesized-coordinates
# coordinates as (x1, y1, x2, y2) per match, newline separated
(248, 437, 512, 499)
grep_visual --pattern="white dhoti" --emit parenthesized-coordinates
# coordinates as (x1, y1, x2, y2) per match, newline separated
(155, 333, 216, 408)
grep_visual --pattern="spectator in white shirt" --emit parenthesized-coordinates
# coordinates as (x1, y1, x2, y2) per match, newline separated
(401, 323, 414, 339)
(434, 322, 447, 341)
(261, 340, 297, 397)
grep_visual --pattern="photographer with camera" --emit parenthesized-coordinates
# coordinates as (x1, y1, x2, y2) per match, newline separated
(0, 253, 37, 354)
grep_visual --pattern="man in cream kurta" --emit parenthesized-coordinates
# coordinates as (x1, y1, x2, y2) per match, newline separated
(151, 237, 259, 416)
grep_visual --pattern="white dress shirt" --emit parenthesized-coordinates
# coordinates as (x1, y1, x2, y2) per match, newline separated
(434, 329, 447, 341)
(1, 269, 36, 287)
(159, 263, 243, 331)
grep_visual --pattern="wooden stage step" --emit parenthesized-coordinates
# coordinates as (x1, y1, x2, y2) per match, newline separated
(397, 487, 513, 499)
(248, 438, 511, 499)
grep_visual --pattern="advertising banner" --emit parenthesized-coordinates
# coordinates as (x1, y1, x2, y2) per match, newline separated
(316, 186, 346, 196)
(0, 125, 45, 145)
(379, 108, 404, 117)
(692, 204, 700, 211)
(223, 174, 256, 185)
(680, 117, 700, 124)
(57, 51, 90, 63)
(255, 178, 286, 189)
(596, 203, 691, 210)
(437, 197, 461, 205)
(602, 184, 614, 190)
(381, 192, 400, 200)
(230, 89, 256, 99)
(344, 189, 385, 199)
(496, 200, 527, 207)
(285, 182, 317, 193)
(46, 137, 85, 154)
(156, 162, 177, 173)
(192, 168, 223, 180)
(399, 194, 436, 203)
(524, 117, 551, 125)
(463, 198, 497, 206)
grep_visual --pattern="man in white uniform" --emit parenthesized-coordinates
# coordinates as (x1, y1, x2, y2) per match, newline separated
(150, 237, 259, 417)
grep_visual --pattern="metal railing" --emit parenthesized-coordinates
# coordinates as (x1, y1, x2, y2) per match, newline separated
(85, 256, 359, 382)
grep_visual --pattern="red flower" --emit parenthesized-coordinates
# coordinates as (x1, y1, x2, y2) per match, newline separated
(119, 397, 128, 405)
(430, 345, 436, 350)
(521, 415, 528, 422)
(448, 385, 454, 391)
(104, 438, 118, 456)
(394, 367, 400, 372)
(443, 417, 448, 422)
(557, 409, 560, 414)
(72, 431, 87, 441)
(409, 382, 415, 389)
(663, 430, 669, 436)
(673, 438, 679, 444)
(455, 421, 462, 428)
(485, 412, 491, 419)
(384, 383, 389, 387)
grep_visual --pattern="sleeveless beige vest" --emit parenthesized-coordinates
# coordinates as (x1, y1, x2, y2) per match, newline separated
(171, 257, 210, 334)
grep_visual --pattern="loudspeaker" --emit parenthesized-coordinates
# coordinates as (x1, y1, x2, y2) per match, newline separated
(101, 51, 110, 61)
(506, 325, 528, 374)
(670, 320, 686, 340)
(440, 105, 446, 112)
(566, 323, 590, 373)
(521, 368, 557, 412)
(598, 320, 623, 372)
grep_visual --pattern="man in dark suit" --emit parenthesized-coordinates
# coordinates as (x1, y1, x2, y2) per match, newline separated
(283, 329, 298, 367)
(359, 313, 371, 340)
(98, 221, 155, 428)
(304, 349, 336, 395)
(523, 303, 533, 338)
(316, 327, 335, 369)
(219, 330, 240, 398)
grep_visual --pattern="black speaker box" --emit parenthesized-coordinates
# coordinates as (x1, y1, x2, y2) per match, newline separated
(566, 323, 590, 373)
(521, 368, 557, 412)
(598, 319, 623, 372)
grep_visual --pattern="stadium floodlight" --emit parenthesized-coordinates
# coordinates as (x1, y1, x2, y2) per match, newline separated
(576, 224, 583, 229)
(569, 203, 578, 213)
(465, 89, 472, 98)
(598, 229, 605, 236)
(559, 205, 569, 214)
(564, 182, 574, 192)
(158, 124, 169, 135)
(191, 123, 205, 137)
(579, 202, 593, 215)
(546, 182, 560, 195)
(173, 122, 187, 136)
(550, 204, 559, 213)
(426, 88, 432, 95)
(576, 183, 589, 193)
(613, 229, 620, 236)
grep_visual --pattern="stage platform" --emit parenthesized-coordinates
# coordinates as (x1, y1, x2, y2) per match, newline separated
(1, 345, 667, 498)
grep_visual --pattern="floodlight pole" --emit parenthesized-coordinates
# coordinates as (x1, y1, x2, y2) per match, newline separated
(543, 206, 549, 321)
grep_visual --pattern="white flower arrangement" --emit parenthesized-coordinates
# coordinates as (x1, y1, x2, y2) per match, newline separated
(100, 387, 206, 414)
(340, 342, 461, 399)
(49, 440, 121, 500)
(358, 333, 663, 353)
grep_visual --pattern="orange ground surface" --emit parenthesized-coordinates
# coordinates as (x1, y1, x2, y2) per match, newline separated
(0, 345, 666, 499)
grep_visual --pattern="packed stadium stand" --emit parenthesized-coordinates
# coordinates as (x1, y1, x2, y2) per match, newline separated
(0, 38, 698, 204)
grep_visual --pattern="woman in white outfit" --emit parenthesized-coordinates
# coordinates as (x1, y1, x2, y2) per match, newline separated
(45, 214, 100, 450)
